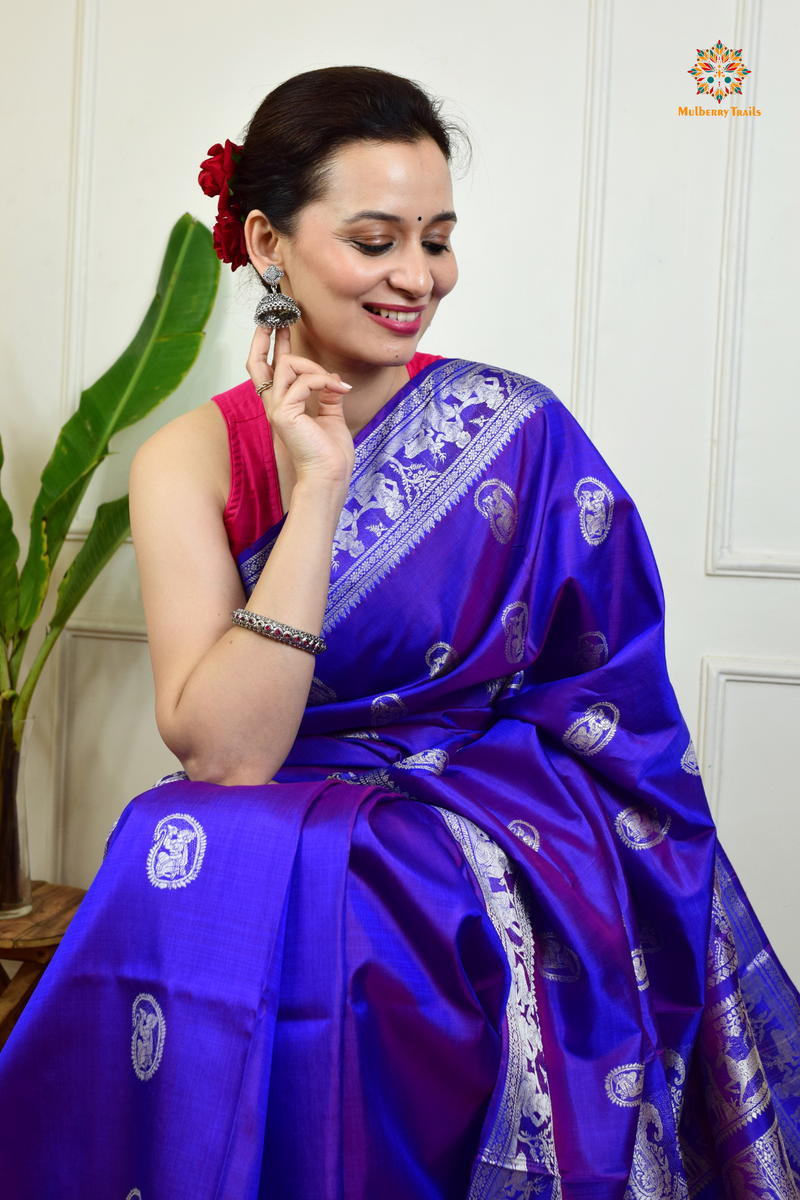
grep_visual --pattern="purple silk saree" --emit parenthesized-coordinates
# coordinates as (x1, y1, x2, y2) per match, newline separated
(0, 358, 798, 1199)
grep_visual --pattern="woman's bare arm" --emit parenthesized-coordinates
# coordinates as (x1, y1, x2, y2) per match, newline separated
(130, 327, 353, 785)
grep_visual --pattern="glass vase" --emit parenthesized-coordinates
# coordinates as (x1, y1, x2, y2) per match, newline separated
(0, 713, 33, 919)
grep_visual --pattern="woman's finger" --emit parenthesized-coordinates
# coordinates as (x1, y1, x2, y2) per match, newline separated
(270, 375, 351, 415)
(271, 326, 292, 371)
(245, 325, 273, 388)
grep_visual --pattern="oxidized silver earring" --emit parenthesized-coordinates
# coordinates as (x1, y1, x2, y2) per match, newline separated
(254, 264, 301, 329)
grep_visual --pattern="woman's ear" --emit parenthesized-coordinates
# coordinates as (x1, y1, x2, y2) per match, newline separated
(244, 210, 284, 275)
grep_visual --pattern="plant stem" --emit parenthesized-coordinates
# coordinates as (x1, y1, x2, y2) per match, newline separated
(8, 630, 29, 692)
(14, 623, 61, 743)
(0, 643, 10, 696)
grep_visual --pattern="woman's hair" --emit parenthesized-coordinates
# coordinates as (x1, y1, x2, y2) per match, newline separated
(233, 66, 464, 237)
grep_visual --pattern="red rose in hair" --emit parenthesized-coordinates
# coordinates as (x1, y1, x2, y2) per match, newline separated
(198, 139, 248, 269)
(198, 140, 241, 198)
(213, 207, 249, 271)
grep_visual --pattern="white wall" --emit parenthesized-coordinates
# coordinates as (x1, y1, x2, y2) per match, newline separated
(1, 0, 797, 975)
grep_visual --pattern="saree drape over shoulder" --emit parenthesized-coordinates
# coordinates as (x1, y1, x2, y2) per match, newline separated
(1, 359, 798, 1200)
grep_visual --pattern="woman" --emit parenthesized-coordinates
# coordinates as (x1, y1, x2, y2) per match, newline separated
(1, 66, 798, 1200)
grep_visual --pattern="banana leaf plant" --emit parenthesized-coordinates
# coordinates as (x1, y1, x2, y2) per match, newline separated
(0, 214, 220, 909)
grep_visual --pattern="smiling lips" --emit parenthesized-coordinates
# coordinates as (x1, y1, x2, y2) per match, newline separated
(364, 304, 425, 335)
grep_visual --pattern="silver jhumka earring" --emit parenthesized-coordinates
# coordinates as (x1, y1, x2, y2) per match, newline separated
(254, 264, 301, 329)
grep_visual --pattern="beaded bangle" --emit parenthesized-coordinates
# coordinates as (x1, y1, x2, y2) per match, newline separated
(230, 608, 327, 655)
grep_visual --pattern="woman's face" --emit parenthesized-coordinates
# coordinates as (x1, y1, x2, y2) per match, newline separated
(251, 138, 458, 370)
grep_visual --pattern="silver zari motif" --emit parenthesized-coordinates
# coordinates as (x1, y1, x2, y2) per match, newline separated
(131, 993, 166, 1082)
(474, 478, 519, 544)
(562, 703, 619, 757)
(574, 477, 614, 546)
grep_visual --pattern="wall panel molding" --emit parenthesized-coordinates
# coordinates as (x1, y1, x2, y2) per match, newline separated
(569, 0, 614, 434)
(60, 0, 100, 425)
(697, 654, 800, 818)
(704, 0, 795, 578)
(54, 624, 148, 883)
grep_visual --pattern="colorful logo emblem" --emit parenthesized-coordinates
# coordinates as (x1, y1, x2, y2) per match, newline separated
(688, 41, 751, 105)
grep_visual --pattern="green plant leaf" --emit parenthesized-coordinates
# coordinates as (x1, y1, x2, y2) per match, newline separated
(17, 475, 92, 634)
(48, 495, 131, 635)
(0, 437, 20, 643)
(17, 214, 219, 630)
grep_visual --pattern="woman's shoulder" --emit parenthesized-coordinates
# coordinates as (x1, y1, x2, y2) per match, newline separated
(130, 400, 229, 512)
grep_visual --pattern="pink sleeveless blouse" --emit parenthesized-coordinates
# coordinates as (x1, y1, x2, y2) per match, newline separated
(213, 352, 443, 559)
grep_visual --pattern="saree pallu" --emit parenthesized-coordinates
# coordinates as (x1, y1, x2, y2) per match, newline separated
(0, 358, 798, 1199)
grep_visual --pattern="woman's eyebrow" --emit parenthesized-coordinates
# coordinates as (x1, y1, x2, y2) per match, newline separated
(342, 209, 458, 224)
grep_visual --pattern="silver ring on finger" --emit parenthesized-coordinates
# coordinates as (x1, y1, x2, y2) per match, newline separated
(255, 380, 274, 397)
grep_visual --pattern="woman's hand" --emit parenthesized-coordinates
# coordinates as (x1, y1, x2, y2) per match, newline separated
(246, 325, 355, 494)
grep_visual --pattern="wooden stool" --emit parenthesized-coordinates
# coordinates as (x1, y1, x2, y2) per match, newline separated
(0, 880, 86, 1049)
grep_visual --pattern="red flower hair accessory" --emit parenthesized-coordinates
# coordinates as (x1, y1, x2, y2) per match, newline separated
(198, 140, 248, 270)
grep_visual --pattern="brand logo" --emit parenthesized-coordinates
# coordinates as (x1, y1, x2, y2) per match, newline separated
(688, 40, 751, 105)
(681, 40, 758, 117)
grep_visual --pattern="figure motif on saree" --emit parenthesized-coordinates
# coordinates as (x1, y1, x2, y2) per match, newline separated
(639, 919, 665, 954)
(509, 819, 540, 851)
(370, 693, 407, 726)
(502, 602, 529, 664)
(425, 641, 459, 678)
(396, 749, 449, 775)
(474, 478, 519, 544)
(308, 676, 337, 706)
(562, 702, 619, 757)
(131, 994, 165, 1082)
(614, 804, 671, 850)
(539, 932, 581, 983)
(604, 1063, 644, 1107)
(574, 477, 614, 546)
(704, 989, 772, 1141)
(146, 814, 206, 890)
(631, 947, 650, 991)
(573, 631, 609, 673)
(681, 740, 701, 776)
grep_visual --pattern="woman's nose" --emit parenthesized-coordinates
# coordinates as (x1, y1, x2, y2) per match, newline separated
(387, 245, 434, 298)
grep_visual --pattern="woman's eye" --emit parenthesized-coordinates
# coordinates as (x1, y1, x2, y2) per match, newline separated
(423, 242, 450, 255)
(352, 241, 393, 255)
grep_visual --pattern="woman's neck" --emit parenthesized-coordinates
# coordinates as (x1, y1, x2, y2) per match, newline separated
(287, 329, 411, 438)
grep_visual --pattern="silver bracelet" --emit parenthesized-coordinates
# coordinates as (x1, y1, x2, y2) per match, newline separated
(230, 608, 327, 655)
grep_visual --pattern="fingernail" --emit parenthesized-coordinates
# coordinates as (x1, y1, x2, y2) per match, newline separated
(339, 382, 353, 390)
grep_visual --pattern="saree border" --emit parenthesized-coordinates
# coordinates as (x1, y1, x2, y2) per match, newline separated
(322, 360, 554, 633)
(437, 808, 561, 1199)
